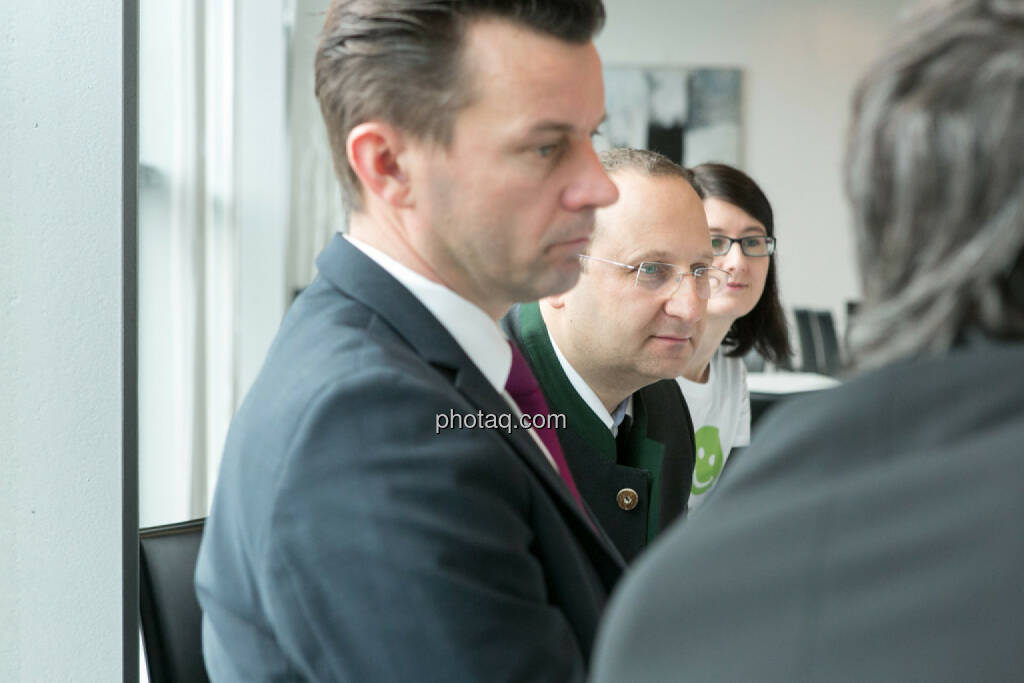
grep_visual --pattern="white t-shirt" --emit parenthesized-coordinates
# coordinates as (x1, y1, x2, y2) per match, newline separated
(676, 350, 751, 509)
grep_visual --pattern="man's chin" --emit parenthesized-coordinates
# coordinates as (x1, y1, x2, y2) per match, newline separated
(640, 347, 694, 377)
(517, 262, 583, 301)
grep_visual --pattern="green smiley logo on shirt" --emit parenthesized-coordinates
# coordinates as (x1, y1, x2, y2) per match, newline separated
(691, 426, 724, 495)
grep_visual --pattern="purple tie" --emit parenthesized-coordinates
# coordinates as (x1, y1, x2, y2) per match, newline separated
(505, 342, 587, 514)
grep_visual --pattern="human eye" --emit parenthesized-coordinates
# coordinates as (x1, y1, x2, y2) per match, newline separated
(741, 236, 771, 256)
(636, 262, 674, 288)
(692, 266, 727, 296)
(536, 139, 566, 159)
(710, 235, 730, 255)
(694, 264, 724, 284)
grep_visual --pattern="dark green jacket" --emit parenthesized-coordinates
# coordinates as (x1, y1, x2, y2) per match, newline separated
(504, 302, 696, 562)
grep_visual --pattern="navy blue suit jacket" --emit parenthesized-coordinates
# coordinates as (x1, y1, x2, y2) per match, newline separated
(196, 235, 624, 681)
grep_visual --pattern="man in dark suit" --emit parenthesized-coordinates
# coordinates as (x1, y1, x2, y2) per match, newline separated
(195, 2, 624, 680)
(591, 1, 1024, 681)
(505, 148, 722, 562)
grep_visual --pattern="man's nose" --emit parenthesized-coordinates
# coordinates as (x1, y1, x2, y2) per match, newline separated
(562, 143, 619, 211)
(663, 277, 706, 324)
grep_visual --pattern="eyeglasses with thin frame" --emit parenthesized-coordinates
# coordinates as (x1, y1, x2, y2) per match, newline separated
(710, 235, 776, 257)
(578, 254, 730, 300)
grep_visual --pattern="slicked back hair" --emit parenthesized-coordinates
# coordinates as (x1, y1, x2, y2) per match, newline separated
(315, 0, 606, 212)
(845, 0, 1024, 369)
(689, 163, 793, 365)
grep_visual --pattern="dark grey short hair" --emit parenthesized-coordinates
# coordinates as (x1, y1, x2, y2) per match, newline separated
(598, 147, 700, 193)
(316, 0, 606, 212)
(845, 0, 1024, 368)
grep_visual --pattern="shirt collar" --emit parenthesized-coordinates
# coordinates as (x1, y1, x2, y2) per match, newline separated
(345, 235, 511, 393)
(548, 330, 632, 435)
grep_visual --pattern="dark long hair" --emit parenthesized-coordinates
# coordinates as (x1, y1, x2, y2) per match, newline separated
(689, 163, 793, 364)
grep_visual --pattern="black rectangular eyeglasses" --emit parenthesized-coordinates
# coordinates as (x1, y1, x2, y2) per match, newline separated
(710, 235, 776, 257)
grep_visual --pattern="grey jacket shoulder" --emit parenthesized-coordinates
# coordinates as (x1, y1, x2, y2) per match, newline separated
(592, 340, 1024, 683)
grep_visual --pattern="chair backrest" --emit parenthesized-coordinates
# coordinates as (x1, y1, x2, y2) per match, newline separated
(139, 518, 210, 683)
(812, 310, 842, 376)
(844, 300, 861, 357)
(793, 308, 820, 373)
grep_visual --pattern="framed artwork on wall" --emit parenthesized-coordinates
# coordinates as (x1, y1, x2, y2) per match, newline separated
(598, 66, 743, 168)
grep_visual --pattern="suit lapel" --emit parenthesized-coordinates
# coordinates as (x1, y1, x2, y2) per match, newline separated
(504, 303, 629, 562)
(450, 366, 609, 543)
(638, 380, 694, 528)
(316, 236, 619, 561)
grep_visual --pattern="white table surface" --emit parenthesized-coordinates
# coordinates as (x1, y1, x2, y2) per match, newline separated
(748, 372, 841, 394)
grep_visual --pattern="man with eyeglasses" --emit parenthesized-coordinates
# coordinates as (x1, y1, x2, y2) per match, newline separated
(505, 147, 728, 561)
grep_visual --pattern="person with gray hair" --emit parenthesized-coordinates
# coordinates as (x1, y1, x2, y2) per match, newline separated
(590, 1, 1024, 680)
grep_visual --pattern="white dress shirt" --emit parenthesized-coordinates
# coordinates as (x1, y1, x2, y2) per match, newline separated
(548, 331, 632, 437)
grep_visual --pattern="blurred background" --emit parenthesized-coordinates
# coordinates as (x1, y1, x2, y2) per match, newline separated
(137, 0, 910, 530)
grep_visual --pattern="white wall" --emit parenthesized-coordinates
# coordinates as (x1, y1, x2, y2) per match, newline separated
(597, 0, 910, 338)
(237, 0, 290, 398)
(0, 1, 126, 680)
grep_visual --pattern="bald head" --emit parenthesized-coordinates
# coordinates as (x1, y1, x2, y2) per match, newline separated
(542, 157, 712, 411)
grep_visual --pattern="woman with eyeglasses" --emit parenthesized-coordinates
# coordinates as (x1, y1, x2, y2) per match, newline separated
(678, 163, 792, 509)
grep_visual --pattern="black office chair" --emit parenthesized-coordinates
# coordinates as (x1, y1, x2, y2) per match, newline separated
(812, 310, 842, 376)
(793, 308, 820, 373)
(844, 300, 861, 358)
(139, 518, 210, 683)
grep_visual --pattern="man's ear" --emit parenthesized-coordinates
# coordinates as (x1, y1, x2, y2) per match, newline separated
(346, 122, 413, 209)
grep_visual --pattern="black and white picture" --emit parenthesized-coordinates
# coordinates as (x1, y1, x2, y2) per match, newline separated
(598, 67, 742, 167)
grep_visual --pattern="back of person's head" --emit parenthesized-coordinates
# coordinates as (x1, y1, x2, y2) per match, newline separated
(846, 0, 1024, 368)
(689, 163, 792, 365)
(315, 0, 607, 211)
